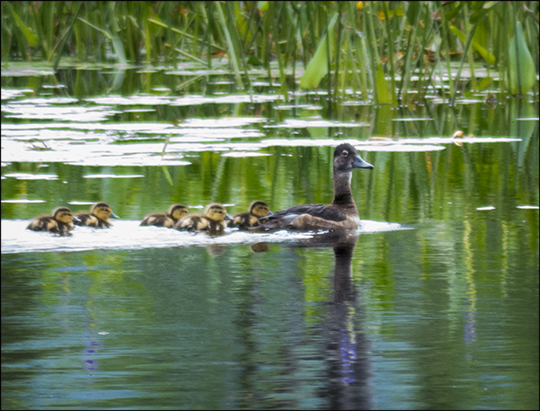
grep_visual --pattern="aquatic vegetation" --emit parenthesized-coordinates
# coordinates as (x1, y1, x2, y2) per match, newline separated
(2, 2, 537, 97)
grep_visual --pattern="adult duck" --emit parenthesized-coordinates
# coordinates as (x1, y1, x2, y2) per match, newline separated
(257, 143, 373, 232)
(140, 203, 189, 228)
(27, 206, 80, 234)
(174, 203, 232, 233)
(230, 200, 273, 230)
(74, 202, 119, 228)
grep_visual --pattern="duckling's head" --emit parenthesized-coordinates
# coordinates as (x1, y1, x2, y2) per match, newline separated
(90, 202, 119, 221)
(168, 204, 189, 220)
(249, 200, 273, 218)
(52, 207, 78, 224)
(204, 203, 233, 222)
(334, 143, 373, 173)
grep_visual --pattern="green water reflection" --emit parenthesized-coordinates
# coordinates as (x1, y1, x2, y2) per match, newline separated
(1, 68, 539, 409)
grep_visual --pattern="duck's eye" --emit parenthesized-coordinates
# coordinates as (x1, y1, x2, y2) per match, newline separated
(341, 150, 349, 157)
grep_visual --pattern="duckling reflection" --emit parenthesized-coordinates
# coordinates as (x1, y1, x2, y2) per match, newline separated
(27, 206, 80, 235)
(230, 200, 273, 230)
(173, 203, 232, 233)
(74, 202, 119, 228)
(140, 203, 189, 227)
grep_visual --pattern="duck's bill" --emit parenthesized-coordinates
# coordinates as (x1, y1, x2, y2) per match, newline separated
(110, 212, 120, 219)
(225, 213, 234, 221)
(353, 154, 374, 169)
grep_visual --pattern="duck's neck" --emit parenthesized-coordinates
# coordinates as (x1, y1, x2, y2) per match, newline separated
(332, 171, 358, 214)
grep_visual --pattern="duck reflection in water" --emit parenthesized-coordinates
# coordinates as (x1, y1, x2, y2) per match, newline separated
(238, 234, 373, 409)
(326, 237, 373, 410)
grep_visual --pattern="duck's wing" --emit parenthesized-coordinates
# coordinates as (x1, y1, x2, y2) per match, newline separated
(254, 204, 347, 232)
(271, 204, 347, 222)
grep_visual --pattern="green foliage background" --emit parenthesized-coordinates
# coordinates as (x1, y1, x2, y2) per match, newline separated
(3, 1, 539, 99)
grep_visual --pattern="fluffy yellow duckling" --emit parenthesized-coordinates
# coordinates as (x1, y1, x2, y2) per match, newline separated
(230, 200, 273, 230)
(173, 203, 232, 233)
(27, 206, 80, 234)
(74, 202, 119, 228)
(140, 203, 189, 228)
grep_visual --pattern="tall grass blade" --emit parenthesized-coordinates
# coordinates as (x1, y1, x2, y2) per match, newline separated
(6, 2, 38, 47)
(508, 21, 536, 94)
(215, 1, 244, 88)
(300, 13, 338, 89)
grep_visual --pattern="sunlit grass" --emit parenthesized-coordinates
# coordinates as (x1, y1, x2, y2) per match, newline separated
(2, 1, 538, 99)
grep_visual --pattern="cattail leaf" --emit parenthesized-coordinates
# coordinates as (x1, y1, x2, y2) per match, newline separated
(508, 21, 536, 94)
(300, 13, 338, 89)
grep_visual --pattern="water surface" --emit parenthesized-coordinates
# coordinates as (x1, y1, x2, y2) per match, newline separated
(2, 67, 538, 410)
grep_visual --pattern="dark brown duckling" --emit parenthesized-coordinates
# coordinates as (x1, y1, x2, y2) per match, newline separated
(174, 203, 233, 233)
(140, 203, 189, 228)
(27, 206, 80, 234)
(256, 143, 374, 232)
(230, 200, 273, 230)
(74, 202, 119, 228)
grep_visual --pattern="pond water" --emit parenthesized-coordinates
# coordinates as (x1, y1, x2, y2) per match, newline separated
(1, 66, 539, 409)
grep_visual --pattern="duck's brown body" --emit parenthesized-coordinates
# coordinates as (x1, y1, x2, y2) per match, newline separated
(230, 200, 273, 230)
(140, 204, 189, 228)
(257, 143, 373, 232)
(174, 203, 232, 233)
(74, 202, 119, 228)
(27, 207, 79, 234)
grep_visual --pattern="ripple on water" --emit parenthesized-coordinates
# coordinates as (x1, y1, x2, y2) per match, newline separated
(1, 220, 409, 254)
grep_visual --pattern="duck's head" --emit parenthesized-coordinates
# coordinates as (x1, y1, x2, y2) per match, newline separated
(204, 203, 233, 222)
(91, 202, 119, 221)
(334, 143, 373, 173)
(52, 207, 79, 224)
(168, 204, 189, 220)
(249, 200, 273, 218)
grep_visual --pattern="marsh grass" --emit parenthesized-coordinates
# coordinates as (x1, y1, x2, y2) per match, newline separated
(2, 1, 538, 100)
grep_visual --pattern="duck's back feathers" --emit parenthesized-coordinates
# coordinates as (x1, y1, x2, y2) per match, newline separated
(75, 213, 110, 228)
(140, 213, 174, 227)
(174, 214, 216, 231)
(27, 206, 77, 234)
(231, 200, 273, 230)
(74, 202, 118, 228)
(231, 212, 261, 230)
(271, 204, 347, 222)
(174, 203, 232, 232)
(140, 204, 189, 228)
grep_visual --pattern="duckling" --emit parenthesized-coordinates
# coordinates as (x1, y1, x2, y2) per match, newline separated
(27, 206, 80, 234)
(257, 143, 374, 232)
(74, 202, 119, 228)
(140, 203, 189, 228)
(174, 203, 233, 233)
(230, 200, 273, 230)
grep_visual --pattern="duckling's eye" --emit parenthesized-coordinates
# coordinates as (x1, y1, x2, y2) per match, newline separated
(341, 150, 349, 157)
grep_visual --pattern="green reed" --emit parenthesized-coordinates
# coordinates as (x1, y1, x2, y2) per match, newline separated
(2, 1, 538, 100)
